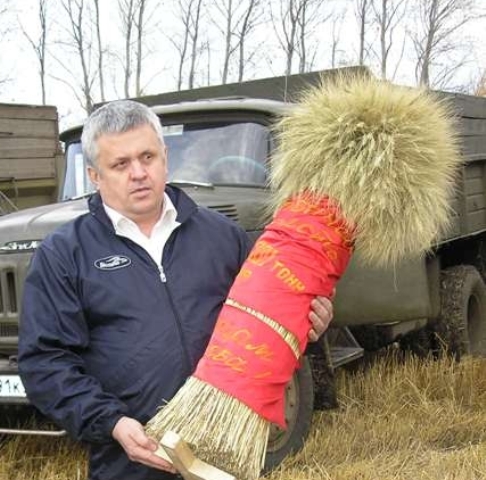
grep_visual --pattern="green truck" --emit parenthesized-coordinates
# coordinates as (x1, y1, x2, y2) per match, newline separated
(1, 68, 486, 469)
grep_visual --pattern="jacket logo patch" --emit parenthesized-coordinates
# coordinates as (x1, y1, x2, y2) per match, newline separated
(94, 255, 132, 271)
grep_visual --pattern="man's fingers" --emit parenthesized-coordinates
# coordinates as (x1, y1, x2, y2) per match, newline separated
(112, 416, 178, 473)
(129, 425, 157, 451)
(308, 313, 320, 342)
(133, 447, 178, 473)
(308, 296, 334, 341)
(126, 436, 178, 473)
(315, 296, 334, 318)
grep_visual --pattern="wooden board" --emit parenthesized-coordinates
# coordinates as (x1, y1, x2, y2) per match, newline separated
(0, 117, 58, 138)
(459, 118, 486, 136)
(0, 137, 58, 159)
(155, 431, 237, 480)
(460, 135, 486, 158)
(437, 92, 486, 119)
(0, 157, 56, 180)
(0, 103, 57, 121)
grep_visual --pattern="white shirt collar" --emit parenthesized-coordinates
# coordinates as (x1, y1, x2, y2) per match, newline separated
(103, 192, 178, 234)
(103, 193, 180, 268)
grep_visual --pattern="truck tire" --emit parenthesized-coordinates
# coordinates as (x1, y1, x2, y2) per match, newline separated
(435, 265, 486, 358)
(264, 356, 314, 472)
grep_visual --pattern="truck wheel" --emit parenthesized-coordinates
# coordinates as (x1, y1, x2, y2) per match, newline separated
(435, 265, 486, 358)
(264, 356, 314, 472)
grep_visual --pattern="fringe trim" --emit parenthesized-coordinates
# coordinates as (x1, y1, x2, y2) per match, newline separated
(225, 297, 301, 359)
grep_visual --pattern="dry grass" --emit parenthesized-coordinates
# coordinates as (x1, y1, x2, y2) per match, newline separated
(268, 351, 486, 480)
(2, 351, 486, 479)
(0, 435, 87, 480)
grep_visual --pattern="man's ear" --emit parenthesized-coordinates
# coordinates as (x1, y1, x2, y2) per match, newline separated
(163, 145, 169, 175)
(87, 166, 100, 188)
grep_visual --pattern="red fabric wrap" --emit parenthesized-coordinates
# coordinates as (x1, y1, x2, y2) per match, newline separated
(194, 194, 354, 428)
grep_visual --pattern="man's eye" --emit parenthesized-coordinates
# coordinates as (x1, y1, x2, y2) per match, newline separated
(114, 161, 127, 169)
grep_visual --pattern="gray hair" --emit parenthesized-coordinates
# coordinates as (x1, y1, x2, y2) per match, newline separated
(81, 100, 164, 168)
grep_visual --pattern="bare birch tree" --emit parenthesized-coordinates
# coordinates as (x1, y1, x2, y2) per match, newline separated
(213, 0, 235, 84)
(118, 0, 135, 98)
(170, 0, 204, 90)
(118, 0, 157, 97)
(476, 71, 486, 96)
(0, 0, 14, 89)
(188, 0, 204, 88)
(93, 0, 105, 101)
(211, 0, 262, 83)
(330, 7, 347, 68)
(355, 0, 373, 66)
(297, 0, 311, 72)
(410, 0, 481, 88)
(271, 0, 300, 75)
(271, 0, 326, 75)
(171, 0, 191, 90)
(371, 0, 408, 80)
(236, 0, 261, 82)
(134, 0, 147, 96)
(20, 0, 48, 104)
(57, 0, 96, 113)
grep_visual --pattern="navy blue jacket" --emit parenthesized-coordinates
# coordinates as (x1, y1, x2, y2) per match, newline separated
(18, 186, 250, 480)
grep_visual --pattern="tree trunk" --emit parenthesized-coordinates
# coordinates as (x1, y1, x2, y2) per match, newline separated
(188, 0, 203, 89)
(357, 0, 368, 66)
(135, 0, 146, 96)
(94, 0, 105, 102)
(123, 0, 135, 98)
(222, 0, 233, 84)
(298, 1, 307, 73)
(380, 0, 387, 79)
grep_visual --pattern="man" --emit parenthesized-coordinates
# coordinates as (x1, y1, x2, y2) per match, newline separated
(18, 100, 333, 480)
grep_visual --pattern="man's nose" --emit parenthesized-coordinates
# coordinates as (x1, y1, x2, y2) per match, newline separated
(129, 159, 147, 178)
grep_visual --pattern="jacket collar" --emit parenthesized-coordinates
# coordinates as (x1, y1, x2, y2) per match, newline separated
(88, 185, 198, 229)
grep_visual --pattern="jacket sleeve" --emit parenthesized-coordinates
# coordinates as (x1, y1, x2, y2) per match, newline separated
(18, 245, 130, 444)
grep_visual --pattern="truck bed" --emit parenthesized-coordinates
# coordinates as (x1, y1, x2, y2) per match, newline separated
(0, 103, 62, 212)
(441, 93, 486, 242)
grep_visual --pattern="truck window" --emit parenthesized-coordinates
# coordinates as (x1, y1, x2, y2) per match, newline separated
(165, 121, 269, 186)
(61, 120, 270, 200)
(62, 142, 96, 200)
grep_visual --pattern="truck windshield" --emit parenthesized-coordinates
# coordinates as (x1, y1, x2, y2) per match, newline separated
(62, 121, 270, 200)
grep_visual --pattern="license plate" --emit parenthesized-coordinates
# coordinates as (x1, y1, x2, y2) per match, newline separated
(0, 375, 26, 397)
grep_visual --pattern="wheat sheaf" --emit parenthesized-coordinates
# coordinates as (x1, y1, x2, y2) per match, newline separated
(270, 75, 461, 266)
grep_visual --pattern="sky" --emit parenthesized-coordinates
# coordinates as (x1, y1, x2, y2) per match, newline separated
(1, 0, 485, 132)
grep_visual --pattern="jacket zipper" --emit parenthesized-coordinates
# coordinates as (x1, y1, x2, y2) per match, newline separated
(159, 233, 193, 375)
(163, 280, 191, 374)
(120, 237, 192, 375)
(158, 265, 167, 282)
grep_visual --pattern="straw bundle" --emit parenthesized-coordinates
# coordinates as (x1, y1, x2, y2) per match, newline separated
(270, 75, 460, 265)
(146, 74, 461, 480)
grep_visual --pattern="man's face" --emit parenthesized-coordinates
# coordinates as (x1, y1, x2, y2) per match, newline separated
(88, 124, 168, 227)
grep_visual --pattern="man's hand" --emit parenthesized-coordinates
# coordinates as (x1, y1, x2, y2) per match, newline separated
(112, 416, 177, 474)
(308, 294, 334, 342)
